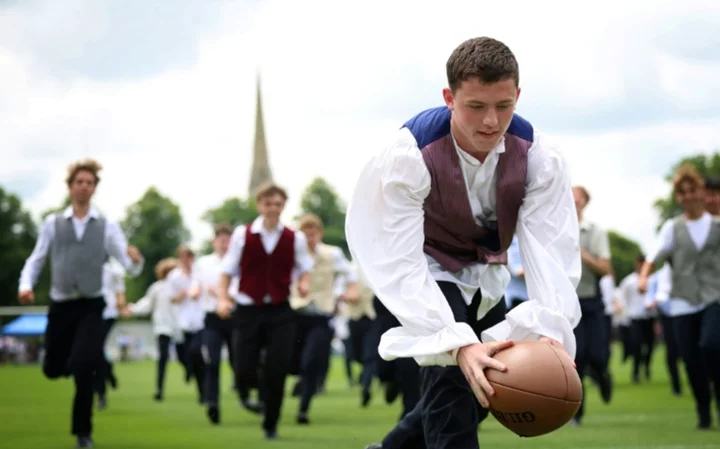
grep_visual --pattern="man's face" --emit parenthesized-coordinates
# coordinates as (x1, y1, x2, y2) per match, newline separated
(705, 188, 720, 215)
(302, 227, 322, 248)
(68, 170, 96, 204)
(257, 194, 285, 221)
(675, 180, 705, 212)
(212, 233, 231, 255)
(180, 252, 194, 269)
(443, 77, 520, 154)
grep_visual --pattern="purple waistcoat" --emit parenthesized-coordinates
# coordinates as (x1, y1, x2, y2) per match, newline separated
(402, 106, 532, 273)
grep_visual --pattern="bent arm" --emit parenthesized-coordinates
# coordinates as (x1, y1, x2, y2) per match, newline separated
(346, 131, 478, 366)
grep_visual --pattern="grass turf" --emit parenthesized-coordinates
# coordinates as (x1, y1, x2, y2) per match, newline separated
(0, 345, 718, 449)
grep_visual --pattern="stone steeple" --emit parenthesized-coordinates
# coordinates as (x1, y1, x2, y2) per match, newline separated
(248, 74, 273, 198)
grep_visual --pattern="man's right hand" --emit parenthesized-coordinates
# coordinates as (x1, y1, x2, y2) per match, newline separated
(456, 340, 514, 409)
(18, 290, 35, 304)
(217, 297, 234, 319)
(646, 299, 658, 311)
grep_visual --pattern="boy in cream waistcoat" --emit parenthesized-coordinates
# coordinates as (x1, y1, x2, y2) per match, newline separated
(341, 262, 377, 407)
(289, 213, 358, 425)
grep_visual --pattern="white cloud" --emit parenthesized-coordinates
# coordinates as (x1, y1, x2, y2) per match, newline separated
(1, 0, 719, 257)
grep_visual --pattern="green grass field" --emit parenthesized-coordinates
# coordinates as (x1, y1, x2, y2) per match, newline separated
(0, 346, 718, 449)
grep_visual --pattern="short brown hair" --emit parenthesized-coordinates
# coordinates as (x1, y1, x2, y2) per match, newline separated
(704, 176, 720, 191)
(214, 223, 233, 237)
(175, 244, 195, 259)
(298, 213, 324, 232)
(255, 183, 288, 203)
(446, 37, 519, 92)
(66, 158, 103, 187)
(673, 164, 704, 193)
(155, 257, 178, 280)
(572, 185, 591, 204)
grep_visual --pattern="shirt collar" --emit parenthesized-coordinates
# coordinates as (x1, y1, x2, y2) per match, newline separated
(63, 205, 100, 220)
(250, 216, 284, 234)
(450, 132, 505, 167)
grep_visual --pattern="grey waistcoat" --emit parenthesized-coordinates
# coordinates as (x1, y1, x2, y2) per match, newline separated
(669, 215, 720, 306)
(51, 214, 108, 297)
(576, 223, 600, 299)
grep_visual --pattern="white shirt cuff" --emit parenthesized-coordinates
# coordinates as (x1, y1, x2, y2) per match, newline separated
(378, 322, 479, 367)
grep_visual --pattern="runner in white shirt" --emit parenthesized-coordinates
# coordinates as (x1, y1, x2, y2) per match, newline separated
(94, 260, 126, 409)
(123, 258, 182, 402)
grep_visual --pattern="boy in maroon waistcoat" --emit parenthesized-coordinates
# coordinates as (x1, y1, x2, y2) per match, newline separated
(347, 37, 582, 449)
(217, 183, 313, 440)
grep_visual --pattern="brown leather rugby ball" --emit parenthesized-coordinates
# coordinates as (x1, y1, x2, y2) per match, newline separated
(485, 340, 582, 437)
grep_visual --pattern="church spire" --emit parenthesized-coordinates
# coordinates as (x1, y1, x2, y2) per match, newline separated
(248, 73, 273, 198)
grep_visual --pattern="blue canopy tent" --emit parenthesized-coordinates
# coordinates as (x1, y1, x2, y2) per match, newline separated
(2, 314, 48, 337)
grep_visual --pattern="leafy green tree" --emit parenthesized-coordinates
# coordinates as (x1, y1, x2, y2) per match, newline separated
(121, 187, 190, 300)
(298, 177, 348, 256)
(199, 197, 258, 254)
(0, 187, 45, 306)
(608, 231, 643, 282)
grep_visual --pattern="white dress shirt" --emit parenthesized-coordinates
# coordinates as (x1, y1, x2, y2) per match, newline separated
(18, 206, 144, 301)
(504, 235, 528, 306)
(616, 273, 650, 320)
(345, 126, 582, 366)
(129, 279, 182, 340)
(192, 253, 225, 312)
(167, 267, 205, 332)
(102, 261, 126, 320)
(599, 274, 616, 316)
(221, 216, 315, 305)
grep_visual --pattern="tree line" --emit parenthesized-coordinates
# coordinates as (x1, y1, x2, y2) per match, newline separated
(0, 177, 348, 306)
(1, 151, 718, 307)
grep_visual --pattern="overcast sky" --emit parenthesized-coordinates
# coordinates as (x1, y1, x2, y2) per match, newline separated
(1, 0, 719, 254)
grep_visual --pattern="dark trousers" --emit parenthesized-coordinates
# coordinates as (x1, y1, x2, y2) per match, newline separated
(93, 318, 116, 398)
(660, 313, 682, 394)
(174, 341, 189, 380)
(630, 317, 656, 381)
(182, 331, 206, 402)
(382, 283, 507, 449)
(604, 315, 613, 356)
(156, 335, 172, 395)
(573, 296, 609, 421)
(342, 337, 354, 384)
(587, 314, 614, 386)
(619, 324, 632, 362)
(317, 324, 334, 391)
(232, 302, 297, 433)
(349, 316, 376, 392)
(202, 313, 235, 407)
(371, 296, 422, 419)
(673, 304, 720, 425)
(295, 314, 334, 413)
(43, 297, 106, 437)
